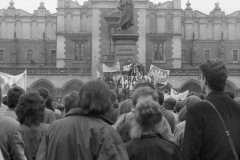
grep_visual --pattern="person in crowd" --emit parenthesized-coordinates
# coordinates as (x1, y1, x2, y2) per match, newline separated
(114, 85, 174, 143)
(174, 95, 201, 150)
(103, 90, 119, 124)
(0, 87, 27, 160)
(2, 86, 25, 120)
(63, 91, 78, 114)
(16, 92, 49, 160)
(118, 99, 133, 116)
(36, 80, 129, 160)
(46, 95, 61, 119)
(45, 96, 54, 111)
(157, 91, 176, 134)
(37, 88, 56, 124)
(163, 97, 178, 132)
(174, 101, 184, 115)
(126, 99, 182, 160)
(183, 59, 240, 160)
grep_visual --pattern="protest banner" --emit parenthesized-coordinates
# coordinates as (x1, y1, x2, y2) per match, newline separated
(170, 88, 189, 101)
(123, 64, 131, 71)
(149, 65, 170, 85)
(121, 75, 150, 90)
(0, 70, 27, 96)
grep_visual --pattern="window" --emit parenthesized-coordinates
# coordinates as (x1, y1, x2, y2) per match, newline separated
(0, 50, 4, 62)
(74, 42, 84, 62)
(27, 50, 33, 63)
(51, 50, 56, 64)
(232, 50, 239, 62)
(204, 49, 211, 61)
(182, 50, 186, 62)
(153, 42, 164, 61)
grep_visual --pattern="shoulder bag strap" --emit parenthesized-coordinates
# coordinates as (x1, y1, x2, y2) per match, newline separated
(204, 100, 239, 160)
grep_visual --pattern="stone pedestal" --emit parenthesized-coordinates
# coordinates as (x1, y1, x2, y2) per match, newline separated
(112, 30, 139, 63)
(104, 15, 139, 64)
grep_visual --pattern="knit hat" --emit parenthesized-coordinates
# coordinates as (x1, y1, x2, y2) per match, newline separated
(184, 95, 201, 110)
(135, 99, 162, 130)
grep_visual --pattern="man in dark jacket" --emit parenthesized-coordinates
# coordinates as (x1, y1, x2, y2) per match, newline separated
(182, 59, 240, 160)
(36, 80, 128, 160)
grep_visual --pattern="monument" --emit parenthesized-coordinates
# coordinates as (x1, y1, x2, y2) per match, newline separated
(104, 0, 139, 65)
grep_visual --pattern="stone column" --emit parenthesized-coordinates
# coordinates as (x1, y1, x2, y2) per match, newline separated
(137, 9, 146, 66)
(172, 36, 181, 68)
(91, 8, 101, 79)
(157, 14, 165, 33)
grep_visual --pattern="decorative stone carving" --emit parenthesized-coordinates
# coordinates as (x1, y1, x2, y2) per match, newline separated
(209, 2, 226, 18)
(149, 1, 173, 9)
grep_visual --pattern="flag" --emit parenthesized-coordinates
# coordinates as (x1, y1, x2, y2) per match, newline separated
(0, 70, 27, 96)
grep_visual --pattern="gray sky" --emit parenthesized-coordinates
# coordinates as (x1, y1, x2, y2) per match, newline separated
(0, 0, 239, 14)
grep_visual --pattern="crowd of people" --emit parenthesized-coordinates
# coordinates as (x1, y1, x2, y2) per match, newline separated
(0, 59, 240, 160)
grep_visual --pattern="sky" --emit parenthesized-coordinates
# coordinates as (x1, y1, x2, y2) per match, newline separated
(0, 0, 239, 14)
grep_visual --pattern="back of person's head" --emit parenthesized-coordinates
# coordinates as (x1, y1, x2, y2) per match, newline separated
(156, 90, 164, 106)
(164, 97, 176, 110)
(118, 99, 133, 116)
(131, 86, 158, 106)
(174, 101, 184, 113)
(178, 107, 187, 122)
(199, 59, 228, 92)
(224, 91, 235, 99)
(7, 86, 25, 109)
(134, 81, 155, 90)
(16, 92, 44, 127)
(45, 96, 54, 111)
(63, 91, 79, 113)
(0, 87, 2, 104)
(37, 88, 49, 101)
(184, 95, 202, 110)
(130, 99, 162, 139)
(78, 80, 111, 116)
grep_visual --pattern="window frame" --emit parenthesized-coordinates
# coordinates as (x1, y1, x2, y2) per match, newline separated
(50, 49, 57, 64)
(203, 49, 211, 61)
(232, 49, 239, 63)
(0, 49, 4, 63)
(152, 41, 165, 62)
(26, 49, 33, 63)
(73, 41, 85, 63)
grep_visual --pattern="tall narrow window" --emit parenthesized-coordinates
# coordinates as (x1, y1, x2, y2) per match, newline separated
(154, 42, 164, 61)
(0, 50, 4, 62)
(74, 42, 84, 62)
(27, 50, 33, 63)
(182, 50, 186, 62)
(204, 49, 211, 61)
(232, 50, 239, 62)
(51, 50, 56, 64)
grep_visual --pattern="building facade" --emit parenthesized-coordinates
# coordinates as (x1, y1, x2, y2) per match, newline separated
(0, 0, 240, 99)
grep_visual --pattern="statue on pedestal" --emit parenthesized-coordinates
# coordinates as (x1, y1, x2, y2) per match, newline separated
(110, 0, 134, 30)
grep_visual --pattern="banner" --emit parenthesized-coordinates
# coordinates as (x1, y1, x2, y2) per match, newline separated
(102, 63, 120, 73)
(170, 88, 189, 101)
(123, 64, 132, 71)
(149, 65, 170, 85)
(0, 70, 27, 96)
(121, 75, 150, 90)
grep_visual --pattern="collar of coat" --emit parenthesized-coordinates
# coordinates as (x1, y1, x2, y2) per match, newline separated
(65, 108, 114, 125)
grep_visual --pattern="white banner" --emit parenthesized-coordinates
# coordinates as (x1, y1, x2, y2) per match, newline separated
(123, 64, 132, 71)
(170, 88, 189, 101)
(149, 65, 170, 85)
(102, 63, 120, 73)
(121, 75, 151, 90)
(0, 70, 27, 96)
